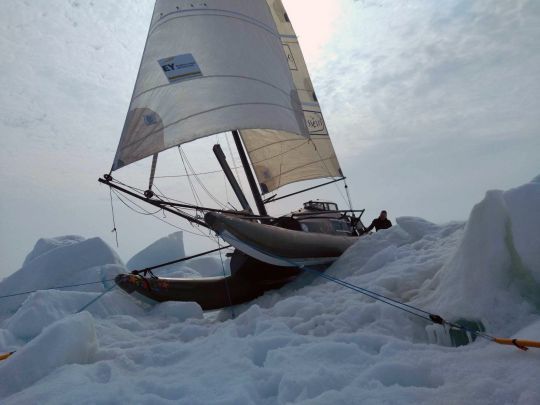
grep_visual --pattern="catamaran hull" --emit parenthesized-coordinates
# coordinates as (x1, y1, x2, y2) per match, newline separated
(114, 252, 303, 310)
(204, 212, 357, 267)
(115, 214, 357, 309)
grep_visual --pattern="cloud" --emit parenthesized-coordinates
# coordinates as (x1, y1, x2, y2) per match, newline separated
(306, 0, 540, 223)
(314, 0, 540, 153)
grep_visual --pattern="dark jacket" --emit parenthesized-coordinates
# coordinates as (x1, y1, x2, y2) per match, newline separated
(365, 217, 392, 233)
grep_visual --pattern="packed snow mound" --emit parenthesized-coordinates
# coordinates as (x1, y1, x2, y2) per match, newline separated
(165, 255, 230, 278)
(1, 177, 539, 403)
(395, 216, 441, 241)
(5, 289, 144, 341)
(504, 175, 540, 282)
(150, 301, 203, 321)
(0, 236, 125, 317)
(126, 231, 185, 272)
(420, 176, 540, 331)
(126, 232, 229, 278)
(126, 230, 229, 278)
(21, 235, 86, 267)
(0, 312, 97, 398)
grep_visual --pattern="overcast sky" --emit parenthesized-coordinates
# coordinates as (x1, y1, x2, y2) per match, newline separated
(1, 0, 539, 278)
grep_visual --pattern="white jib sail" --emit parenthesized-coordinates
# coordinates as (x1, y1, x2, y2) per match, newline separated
(111, 0, 342, 194)
(240, 0, 342, 193)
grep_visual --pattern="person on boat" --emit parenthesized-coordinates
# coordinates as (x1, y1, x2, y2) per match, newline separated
(363, 210, 392, 233)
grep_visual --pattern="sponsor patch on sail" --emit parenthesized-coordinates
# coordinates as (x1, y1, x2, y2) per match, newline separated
(158, 53, 202, 83)
(303, 110, 327, 135)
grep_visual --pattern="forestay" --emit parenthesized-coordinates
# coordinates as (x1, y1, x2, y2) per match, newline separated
(111, 0, 342, 194)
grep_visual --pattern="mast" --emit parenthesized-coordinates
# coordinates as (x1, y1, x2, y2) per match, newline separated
(232, 130, 268, 217)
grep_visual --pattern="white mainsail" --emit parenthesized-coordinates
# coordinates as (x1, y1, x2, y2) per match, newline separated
(112, 0, 342, 194)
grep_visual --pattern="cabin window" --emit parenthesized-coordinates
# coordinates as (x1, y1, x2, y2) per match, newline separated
(301, 221, 332, 233)
(304, 201, 338, 211)
(304, 201, 325, 211)
(331, 220, 349, 232)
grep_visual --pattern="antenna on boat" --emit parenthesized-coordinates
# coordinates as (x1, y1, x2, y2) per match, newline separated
(232, 130, 268, 217)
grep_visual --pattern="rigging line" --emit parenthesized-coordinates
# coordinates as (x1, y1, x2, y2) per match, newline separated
(151, 184, 173, 204)
(218, 238, 235, 319)
(131, 245, 232, 275)
(151, 183, 206, 207)
(76, 284, 117, 313)
(180, 146, 224, 208)
(179, 146, 202, 207)
(321, 280, 497, 342)
(223, 172, 230, 205)
(311, 142, 349, 207)
(150, 188, 215, 237)
(109, 187, 119, 248)
(314, 270, 431, 317)
(112, 189, 161, 216)
(154, 168, 232, 179)
(150, 185, 190, 220)
(315, 271, 432, 322)
(275, 136, 286, 190)
(155, 140, 310, 180)
(344, 178, 354, 211)
(213, 230, 435, 320)
(0, 279, 117, 300)
(153, 179, 221, 240)
(181, 146, 229, 209)
(226, 132, 245, 194)
(112, 189, 214, 240)
(181, 146, 224, 206)
(178, 146, 200, 206)
(178, 146, 202, 207)
(111, 179, 146, 193)
(228, 238, 502, 343)
(152, 184, 195, 208)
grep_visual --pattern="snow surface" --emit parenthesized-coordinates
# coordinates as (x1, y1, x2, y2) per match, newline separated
(0, 177, 539, 403)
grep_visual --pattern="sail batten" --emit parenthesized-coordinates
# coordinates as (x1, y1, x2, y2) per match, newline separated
(111, 0, 342, 192)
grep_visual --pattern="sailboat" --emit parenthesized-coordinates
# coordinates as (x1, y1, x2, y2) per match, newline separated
(99, 0, 366, 309)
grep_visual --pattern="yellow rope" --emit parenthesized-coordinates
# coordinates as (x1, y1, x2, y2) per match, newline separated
(493, 338, 540, 350)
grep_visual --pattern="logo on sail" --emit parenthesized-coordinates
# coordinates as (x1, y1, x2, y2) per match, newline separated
(303, 110, 327, 135)
(158, 53, 202, 83)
